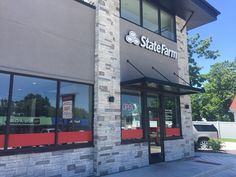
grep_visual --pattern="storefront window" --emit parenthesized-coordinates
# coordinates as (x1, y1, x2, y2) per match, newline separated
(121, 91, 143, 140)
(8, 76, 57, 148)
(0, 73, 10, 150)
(160, 10, 175, 41)
(0, 72, 93, 151)
(143, 0, 159, 33)
(121, 0, 141, 25)
(58, 82, 93, 144)
(163, 96, 181, 138)
(120, 0, 176, 41)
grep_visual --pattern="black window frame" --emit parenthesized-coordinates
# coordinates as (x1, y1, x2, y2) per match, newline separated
(120, 0, 177, 42)
(0, 70, 94, 156)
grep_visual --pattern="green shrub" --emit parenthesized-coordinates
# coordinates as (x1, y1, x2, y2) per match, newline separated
(208, 139, 222, 151)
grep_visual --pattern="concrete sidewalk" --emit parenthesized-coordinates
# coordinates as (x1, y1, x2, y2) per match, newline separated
(222, 142, 236, 155)
(106, 152, 236, 177)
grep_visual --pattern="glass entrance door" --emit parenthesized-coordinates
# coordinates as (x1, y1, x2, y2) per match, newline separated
(147, 94, 164, 163)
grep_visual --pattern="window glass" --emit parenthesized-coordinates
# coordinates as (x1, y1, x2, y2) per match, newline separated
(121, 92, 142, 130)
(164, 96, 180, 137)
(0, 74, 10, 133)
(121, 91, 143, 140)
(58, 82, 93, 144)
(147, 95, 160, 108)
(7, 75, 57, 148)
(10, 76, 57, 134)
(121, 0, 141, 25)
(0, 72, 93, 150)
(143, 0, 159, 33)
(194, 125, 218, 132)
(59, 82, 92, 132)
(160, 10, 175, 40)
(0, 73, 10, 149)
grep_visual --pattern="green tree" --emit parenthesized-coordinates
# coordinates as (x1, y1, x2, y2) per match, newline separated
(188, 33, 220, 87)
(14, 94, 55, 117)
(191, 94, 203, 121)
(192, 59, 236, 121)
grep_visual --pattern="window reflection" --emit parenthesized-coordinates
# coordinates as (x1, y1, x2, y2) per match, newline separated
(121, 92, 142, 130)
(121, 0, 176, 41)
(164, 97, 177, 128)
(143, 0, 159, 33)
(0, 73, 10, 150)
(160, 10, 175, 40)
(164, 96, 180, 137)
(10, 76, 57, 134)
(121, 0, 141, 25)
(0, 73, 10, 134)
(0, 72, 93, 149)
(59, 82, 92, 132)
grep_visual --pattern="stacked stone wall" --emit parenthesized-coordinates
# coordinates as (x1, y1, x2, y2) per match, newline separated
(0, 148, 94, 177)
(93, 0, 149, 176)
(164, 16, 194, 161)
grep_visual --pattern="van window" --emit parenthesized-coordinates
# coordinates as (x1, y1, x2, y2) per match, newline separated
(194, 125, 217, 132)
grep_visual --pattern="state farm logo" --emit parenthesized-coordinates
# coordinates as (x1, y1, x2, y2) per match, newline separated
(124, 30, 178, 60)
(125, 31, 140, 46)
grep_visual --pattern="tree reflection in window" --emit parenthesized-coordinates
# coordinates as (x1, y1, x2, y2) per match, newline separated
(58, 82, 92, 132)
(0, 73, 10, 150)
(13, 94, 55, 117)
(10, 76, 57, 134)
(164, 96, 181, 129)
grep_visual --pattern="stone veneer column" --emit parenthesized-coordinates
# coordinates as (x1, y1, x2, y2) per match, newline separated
(164, 16, 195, 161)
(176, 16, 195, 158)
(93, 0, 121, 176)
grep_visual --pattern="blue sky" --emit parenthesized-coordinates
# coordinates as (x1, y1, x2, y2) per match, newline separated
(189, 0, 236, 74)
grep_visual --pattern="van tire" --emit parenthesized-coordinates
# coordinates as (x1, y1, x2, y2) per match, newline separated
(198, 138, 209, 150)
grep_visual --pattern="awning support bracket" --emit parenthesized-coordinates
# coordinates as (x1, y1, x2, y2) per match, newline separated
(152, 66, 172, 83)
(181, 10, 194, 33)
(127, 60, 146, 77)
(173, 72, 192, 87)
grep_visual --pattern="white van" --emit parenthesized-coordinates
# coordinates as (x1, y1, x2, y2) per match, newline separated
(193, 121, 218, 150)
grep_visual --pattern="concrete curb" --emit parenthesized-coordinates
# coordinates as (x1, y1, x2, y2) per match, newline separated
(192, 164, 233, 177)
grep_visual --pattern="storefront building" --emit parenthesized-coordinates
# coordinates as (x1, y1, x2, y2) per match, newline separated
(0, 0, 219, 176)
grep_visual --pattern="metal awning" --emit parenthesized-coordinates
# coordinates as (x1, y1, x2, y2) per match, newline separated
(153, 0, 220, 30)
(121, 77, 205, 95)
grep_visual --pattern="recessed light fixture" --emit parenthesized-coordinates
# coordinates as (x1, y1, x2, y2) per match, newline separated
(32, 82, 37, 85)
(18, 88, 22, 91)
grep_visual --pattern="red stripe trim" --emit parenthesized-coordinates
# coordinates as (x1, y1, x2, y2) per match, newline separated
(0, 135, 4, 148)
(8, 133, 55, 147)
(58, 131, 92, 144)
(166, 128, 180, 137)
(122, 129, 143, 140)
